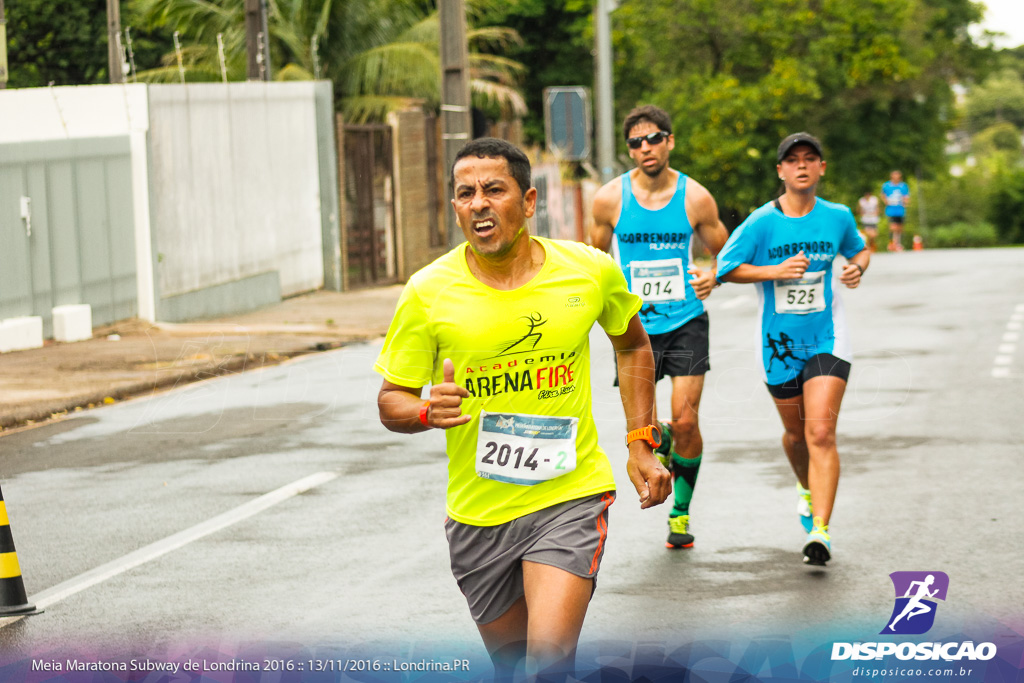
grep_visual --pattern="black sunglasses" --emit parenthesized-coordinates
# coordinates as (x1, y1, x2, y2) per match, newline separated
(626, 131, 670, 149)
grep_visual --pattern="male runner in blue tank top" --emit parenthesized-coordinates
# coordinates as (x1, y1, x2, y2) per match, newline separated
(592, 105, 729, 549)
(881, 170, 910, 251)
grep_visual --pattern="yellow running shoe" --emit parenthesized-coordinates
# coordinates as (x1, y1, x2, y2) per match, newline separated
(666, 514, 694, 549)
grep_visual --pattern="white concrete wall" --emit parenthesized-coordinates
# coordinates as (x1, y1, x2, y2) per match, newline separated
(0, 84, 149, 142)
(147, 83, 325, 299)
(0, 84, 157, 321)
(0, 82, 329, 322)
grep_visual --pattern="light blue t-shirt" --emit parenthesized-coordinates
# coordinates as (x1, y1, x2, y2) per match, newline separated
(882, 181, 910, 218)
(716, 198, 866, 385)
(612, 172, 703, 335)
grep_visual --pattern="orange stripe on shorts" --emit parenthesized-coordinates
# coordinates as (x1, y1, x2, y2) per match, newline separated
(589, 492, 616, 573)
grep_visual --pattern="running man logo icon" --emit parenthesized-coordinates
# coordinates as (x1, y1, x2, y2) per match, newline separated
(496, 312, 547, 357)
(766, 331, 800, 372)
(881, 571, 950, 635)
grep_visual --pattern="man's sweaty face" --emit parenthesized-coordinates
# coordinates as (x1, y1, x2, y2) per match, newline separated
(452, 156, 535, 257)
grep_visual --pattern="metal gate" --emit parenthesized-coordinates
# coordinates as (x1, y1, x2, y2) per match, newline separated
(0, 137, 137, 336)
(343, 123, 397, 287)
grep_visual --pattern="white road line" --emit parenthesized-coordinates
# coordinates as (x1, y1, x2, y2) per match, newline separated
(993, 305, 1024, 378)
(21, 471, 338, 614)
(720, 295, 752, 310)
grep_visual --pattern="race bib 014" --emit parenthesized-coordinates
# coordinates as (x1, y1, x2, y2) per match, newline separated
(629, 258, 686, 303)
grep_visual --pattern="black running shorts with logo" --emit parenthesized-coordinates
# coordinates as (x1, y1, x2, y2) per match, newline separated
(614, 312, 711, 386)
(765, 353, 851, 399)
(443, 491, 615, 625)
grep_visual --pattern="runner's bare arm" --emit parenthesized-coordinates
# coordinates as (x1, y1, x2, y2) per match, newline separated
(378, 358, 472, 433)
(720, 253, 810, 283)
(607, 315, 672, 509)
(685, 182, 729, 299)
(590, 179, 622, 253)
(839, 248, 871, 288)
(687, 182, 729, 255)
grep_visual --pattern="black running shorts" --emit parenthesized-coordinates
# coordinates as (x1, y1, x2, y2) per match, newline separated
(614, 312, 710, 386)
(766, 353, 851, 399)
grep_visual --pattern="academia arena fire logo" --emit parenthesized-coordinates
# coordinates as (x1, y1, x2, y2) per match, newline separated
(831, 571, 997, 663)
(882, 571, 949, 635)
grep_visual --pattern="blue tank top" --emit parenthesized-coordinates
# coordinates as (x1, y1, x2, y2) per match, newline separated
(613, 172, 703, 335)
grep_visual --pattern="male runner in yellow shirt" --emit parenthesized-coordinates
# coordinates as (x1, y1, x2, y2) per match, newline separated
(375, 138, 670, 681)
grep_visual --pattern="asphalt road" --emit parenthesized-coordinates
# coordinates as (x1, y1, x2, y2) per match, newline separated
(0, 247, 1021, 676)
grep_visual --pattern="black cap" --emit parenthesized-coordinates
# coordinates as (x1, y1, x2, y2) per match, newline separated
(777, 132, 823, 162)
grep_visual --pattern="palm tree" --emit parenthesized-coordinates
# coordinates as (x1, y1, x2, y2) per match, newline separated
(129, 0, 525, 122)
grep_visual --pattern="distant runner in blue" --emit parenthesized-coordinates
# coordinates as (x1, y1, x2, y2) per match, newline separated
(591, 105, 729, 551)
(882, 170, 910, 251)
(717, 132, 870, 567)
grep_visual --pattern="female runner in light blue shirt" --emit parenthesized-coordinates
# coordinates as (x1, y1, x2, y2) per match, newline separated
(716, 132, 871, 566)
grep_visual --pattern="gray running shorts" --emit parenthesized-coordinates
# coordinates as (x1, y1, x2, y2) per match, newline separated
(443, 491, 616, 625)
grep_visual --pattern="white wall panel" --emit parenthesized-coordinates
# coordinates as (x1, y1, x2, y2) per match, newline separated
(148, 83, 324, 299)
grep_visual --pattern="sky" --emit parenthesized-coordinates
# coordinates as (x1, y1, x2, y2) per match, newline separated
(974, 0, 1024, 49)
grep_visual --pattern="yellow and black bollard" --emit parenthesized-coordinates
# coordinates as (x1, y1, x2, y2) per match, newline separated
(0, 485, 41, 616)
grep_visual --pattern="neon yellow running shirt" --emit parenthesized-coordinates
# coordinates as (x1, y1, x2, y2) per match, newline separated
(374, 237, 642, 526)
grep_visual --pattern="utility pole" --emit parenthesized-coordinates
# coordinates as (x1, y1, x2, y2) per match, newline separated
(245, 0, 271, 81)
(259, 0, 271, 79)
(439, 0, 472, 247)
(0, 0, 8, 89)
(594, 0, 616, 183)
(107, 0, 124, 83)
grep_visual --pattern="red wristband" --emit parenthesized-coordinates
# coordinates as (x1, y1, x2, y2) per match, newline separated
(418, 401, 431, 427)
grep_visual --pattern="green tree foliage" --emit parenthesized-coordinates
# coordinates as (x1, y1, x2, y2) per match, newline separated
(128, 0, 526, 123)
(4, 0, 109, 87)
(613, 0, 986, 224)
(914, 147, 1024, 246)
(997, 46, 1024, 75)
(964, 68, 1024, 132)
(927, 221, 999, 247)
(3, 0, 179, 88)
(916, 169, 988, 226)
(937, 52, 1024, 245)
(972, 121, 1023, 156)
(474, 0, 594, 144)
(988, 160, 1024, 243)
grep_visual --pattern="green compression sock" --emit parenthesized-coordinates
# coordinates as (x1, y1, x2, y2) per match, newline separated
(670, 453, 702, 517)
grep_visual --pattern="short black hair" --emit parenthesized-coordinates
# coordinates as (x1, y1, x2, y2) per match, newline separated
(623, 105, 673, 140)
(450, 138, 531, 195)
